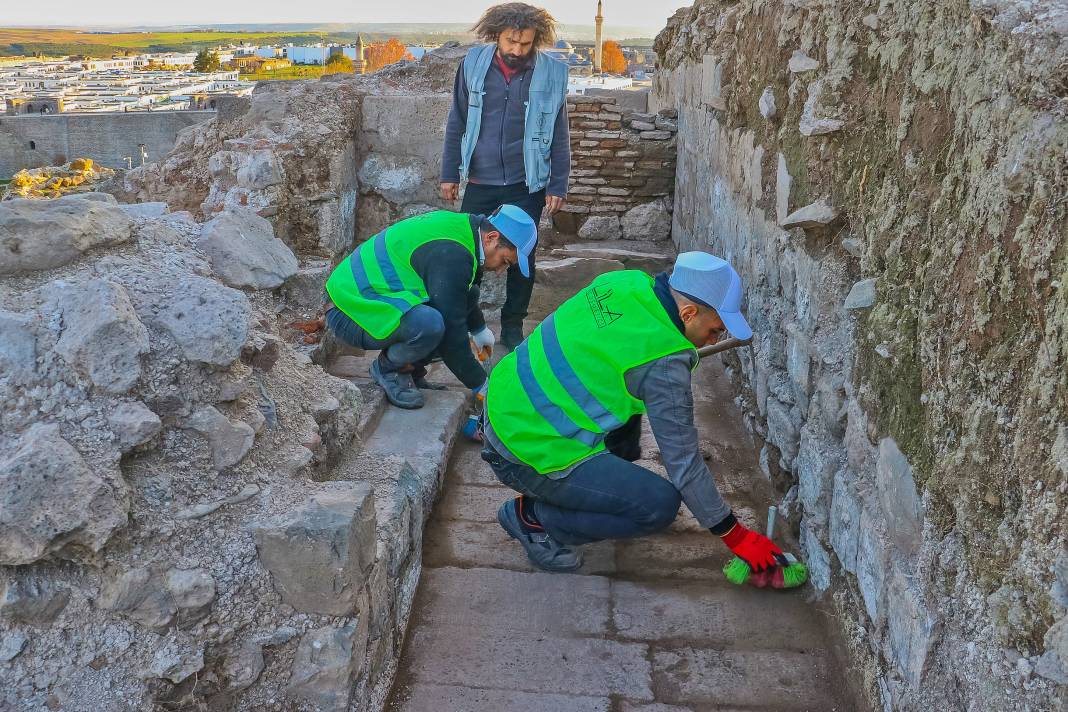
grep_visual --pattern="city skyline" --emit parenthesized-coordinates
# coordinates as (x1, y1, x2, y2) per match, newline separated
(1, 1, 685, 35)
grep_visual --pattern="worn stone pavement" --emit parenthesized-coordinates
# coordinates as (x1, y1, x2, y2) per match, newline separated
(383, 349, 857, 712)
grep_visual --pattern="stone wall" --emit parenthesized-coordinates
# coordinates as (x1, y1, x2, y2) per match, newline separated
(653, 1, 1067, 710)
(556, 94, 679, 242)
(0, 111, 214, 179)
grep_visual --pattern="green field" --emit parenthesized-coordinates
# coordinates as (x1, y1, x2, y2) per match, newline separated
(0, 29, 350, 58)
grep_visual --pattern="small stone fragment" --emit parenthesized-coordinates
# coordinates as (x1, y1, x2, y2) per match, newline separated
(223, 641, 265, 691)
(108, 402, 162, 450)
(166, 568, 215, 626)
(287, 623, 367, 712)
(781, 200, 840, 230)
(799, 80, 844, 136)
(118, 202, 169, 219)
(0, 633, 28, 662)
(185, 406, 256, 471)
(630, 120, 656, 131)
(0, 577, 71, 625)
(1036, 618, 1068, 684)
(98, 567, 176, 631)
(144, 642, 204, 683)
(788, 50, 820, 73)
(844, 279, 877, 310)
(759, 86, 777, 119)
(862, 13, 880, 29)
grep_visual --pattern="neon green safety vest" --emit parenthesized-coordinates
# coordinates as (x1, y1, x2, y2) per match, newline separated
(486, 270, 698, 474)
(325, 211, 478, 340)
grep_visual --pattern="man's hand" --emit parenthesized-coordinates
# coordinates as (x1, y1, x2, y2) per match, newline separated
(719, 522, 783, 571)
(545, 194, 566, 215)
(470, 326, 495, 362)
(441, 182, 460, 201)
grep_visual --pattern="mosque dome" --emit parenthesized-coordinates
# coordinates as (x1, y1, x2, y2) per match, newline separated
(554, 40, 574, 50)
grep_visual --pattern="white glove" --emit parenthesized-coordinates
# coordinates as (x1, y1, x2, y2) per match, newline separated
(470, 326, 495, 361)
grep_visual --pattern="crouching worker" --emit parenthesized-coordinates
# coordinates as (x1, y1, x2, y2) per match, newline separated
(482, 252, 783, 572)
(324, 206, 537, 409)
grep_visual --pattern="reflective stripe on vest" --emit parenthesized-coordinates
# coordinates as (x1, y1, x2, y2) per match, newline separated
(486, 270, 697, 474)
(325, 211, 477, 340)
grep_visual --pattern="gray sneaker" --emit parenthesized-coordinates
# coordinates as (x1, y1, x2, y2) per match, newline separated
(497, 499, 583, 572)
(370, 358, 424, 409)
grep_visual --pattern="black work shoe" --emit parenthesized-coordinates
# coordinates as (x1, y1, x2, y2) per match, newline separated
(500, 326, 524, 353)
(370, 357, 423, 409)
(497, 500, 582, 572)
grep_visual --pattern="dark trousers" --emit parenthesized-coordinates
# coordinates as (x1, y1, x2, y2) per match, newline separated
(460, 182, 546, 333)
(325, 305, 444, 371)
(481, 415, 681, 546)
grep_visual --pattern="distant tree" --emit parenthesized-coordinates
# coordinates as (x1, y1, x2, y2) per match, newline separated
(365, 38, 412, 73)
(325, 53, 355, 73)
(193, 49, 221, 73)
(601, 40, 627, 74)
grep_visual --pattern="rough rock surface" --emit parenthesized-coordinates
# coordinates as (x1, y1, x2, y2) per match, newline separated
(654, 1, 1068, 709)
(198, 209, 299, 290)
(578, 215, 622, 241)
(185, 405, 256, 471)
(0, 197, 134, 276)
(0, 424, 128, 565)
(621, 198, 673, 241)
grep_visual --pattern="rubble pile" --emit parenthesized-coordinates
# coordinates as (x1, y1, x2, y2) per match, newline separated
(3, 159, 116, 200)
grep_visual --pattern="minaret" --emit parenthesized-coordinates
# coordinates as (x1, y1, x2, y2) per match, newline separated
(594, 0, 604, 74)
(354, 33, 367, 74)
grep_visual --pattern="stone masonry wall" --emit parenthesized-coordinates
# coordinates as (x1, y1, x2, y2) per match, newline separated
(555, 94, 679, 242)
(654, 2, 1067, 710)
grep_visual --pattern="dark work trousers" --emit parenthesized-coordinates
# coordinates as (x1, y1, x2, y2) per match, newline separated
(460, 182, 546, 336)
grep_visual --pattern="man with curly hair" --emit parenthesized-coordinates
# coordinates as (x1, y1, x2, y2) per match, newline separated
(440, 2, 571, 352)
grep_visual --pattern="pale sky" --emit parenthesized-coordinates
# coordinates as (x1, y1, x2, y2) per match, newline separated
(2, 1, 688, 33)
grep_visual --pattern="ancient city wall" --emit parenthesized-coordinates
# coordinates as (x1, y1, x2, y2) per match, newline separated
(653, 1, 1067, 709)
(0, 111, 214, 179)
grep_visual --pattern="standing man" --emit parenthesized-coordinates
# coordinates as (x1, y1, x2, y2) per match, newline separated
(481, 252, 784, 574)
(324, 206, 537, 409)
(440, 2, 571, 351)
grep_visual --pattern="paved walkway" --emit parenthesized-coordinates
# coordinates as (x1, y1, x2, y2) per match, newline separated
(386, 357, 855, 711)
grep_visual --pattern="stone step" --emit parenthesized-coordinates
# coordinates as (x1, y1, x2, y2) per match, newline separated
(650, 646, 846, 710)
(362, 388, 468, 490)
(393, 684, 610, 712)
(610, 579, 830, 651)
(422, 520, 617, 575)
(551, 241, 676, 274)
(397, 627, 655, 701)
(410, 566, 610, 637)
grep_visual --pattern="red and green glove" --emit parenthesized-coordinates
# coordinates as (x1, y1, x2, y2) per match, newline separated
(719, 522, 783, 571)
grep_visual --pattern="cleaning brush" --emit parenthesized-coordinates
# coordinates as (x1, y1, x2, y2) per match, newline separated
(722, 506, 808, 589)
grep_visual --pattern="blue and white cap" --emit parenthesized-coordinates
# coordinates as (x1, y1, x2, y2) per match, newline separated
(668, 251, 753, 340)
(487, 204, 537, 278)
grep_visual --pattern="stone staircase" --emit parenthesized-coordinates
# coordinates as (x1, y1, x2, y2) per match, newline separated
(381, 354, 858, 711)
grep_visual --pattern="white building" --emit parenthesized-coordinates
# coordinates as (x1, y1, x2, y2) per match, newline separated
(567, 75, 634, 95)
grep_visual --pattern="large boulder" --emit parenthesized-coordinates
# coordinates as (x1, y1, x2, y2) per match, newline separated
(621, 198, 672, 241)
(578, 215, 622, 241)
(198, 210, 298, 290)
(0, 424, 128, 565)
(0, 575, 71, 625)
(108, 401, 162, 451)
(0, 196, 135, 276)
(247, 483, 376, 616)
(145, 276, 252, 367)
(54, 279, 150, 394)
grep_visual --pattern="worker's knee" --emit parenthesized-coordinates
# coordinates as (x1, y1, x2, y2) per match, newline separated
(399, 305, 445, 349)
(636, 480, 682, 533)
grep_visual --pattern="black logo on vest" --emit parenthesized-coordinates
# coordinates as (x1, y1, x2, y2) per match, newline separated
(586, 285, 623, 328)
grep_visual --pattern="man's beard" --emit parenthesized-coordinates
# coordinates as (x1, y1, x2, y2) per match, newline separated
(499, 50, 530, 69)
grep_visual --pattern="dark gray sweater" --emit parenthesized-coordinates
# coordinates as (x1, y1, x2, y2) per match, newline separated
(441, 56, 571, 197)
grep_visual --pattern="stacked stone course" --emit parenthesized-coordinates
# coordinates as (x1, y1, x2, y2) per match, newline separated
(559, 95, 678, 239)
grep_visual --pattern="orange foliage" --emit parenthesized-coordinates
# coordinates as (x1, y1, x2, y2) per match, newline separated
(601, 40, 627, 74)
(365, 38, 413, 72)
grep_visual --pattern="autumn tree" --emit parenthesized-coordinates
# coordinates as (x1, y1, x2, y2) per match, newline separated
(324, 52, 354, 73)
(365, 38, 413, 73)
(600, 40, 627, 75)
(193, 49, 221, 73)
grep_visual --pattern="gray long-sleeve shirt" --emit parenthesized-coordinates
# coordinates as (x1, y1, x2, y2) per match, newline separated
(441, 55, 571, 197)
